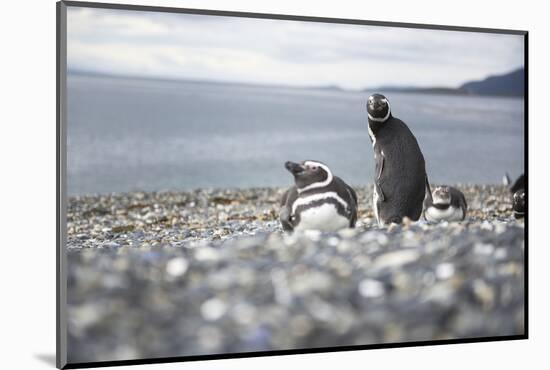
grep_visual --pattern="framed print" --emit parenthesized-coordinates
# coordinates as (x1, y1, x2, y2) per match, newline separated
(57, 1, 527, 368)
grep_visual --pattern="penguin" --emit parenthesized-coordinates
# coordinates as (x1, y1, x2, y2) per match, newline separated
(279, 160, 358, 232)
(512, 189, 525, 219)
(366, 93, 430, 226)
(423, 186, 467, 222)
(503, 172, 525, 191)
(510, 173, 525, 219)
(503, 173, 525, 218)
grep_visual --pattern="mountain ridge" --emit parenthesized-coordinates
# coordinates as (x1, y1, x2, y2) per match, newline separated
(374, 68, 524, 97)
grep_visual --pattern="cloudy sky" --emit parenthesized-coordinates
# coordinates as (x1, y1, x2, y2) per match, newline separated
(67, 7, 524, 89)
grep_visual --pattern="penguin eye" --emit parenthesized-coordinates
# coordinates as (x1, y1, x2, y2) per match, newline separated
(310, 166, 318, 171)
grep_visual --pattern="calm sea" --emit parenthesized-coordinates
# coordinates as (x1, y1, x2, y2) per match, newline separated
(67, 74, 524, 195)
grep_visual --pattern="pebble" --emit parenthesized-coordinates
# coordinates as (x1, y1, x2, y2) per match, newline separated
(195, 247, 220, 262)
(197, 326, 223, 350)
(102, 241, 120, 248)
(474, 243, 495, 256)
(494, 248, 508, 260)
(327, 236, 340, 247)
(200, 298, 228, 321)
(373, 250, 420, 270)
(473, 279, 496, 309)
(435, 263, 455, 280)
(358, 279, 385, 298)
(165, 257, 189, 277)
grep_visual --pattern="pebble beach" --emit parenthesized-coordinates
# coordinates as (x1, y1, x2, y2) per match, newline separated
(66, 185, 525, 363)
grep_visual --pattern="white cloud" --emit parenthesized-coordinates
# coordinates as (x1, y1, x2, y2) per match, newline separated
(66, 7, 524, 89)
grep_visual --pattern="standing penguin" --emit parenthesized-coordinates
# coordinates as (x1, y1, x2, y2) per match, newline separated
(280, 160, 358, 232)
(366, 93, 429, 225)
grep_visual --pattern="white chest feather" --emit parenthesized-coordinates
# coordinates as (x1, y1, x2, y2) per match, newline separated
(294, 203, 350, 232)
(425, 206, 464, 222)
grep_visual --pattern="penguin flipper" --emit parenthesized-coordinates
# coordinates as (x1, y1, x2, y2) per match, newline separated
(280, 187, 298, 232)
(280, 188, 290, 206)
(346, 184, 358, 207)
(375, 181, 385, 202)
(279, 207, 293, 232)
(344, 184, 358, 227)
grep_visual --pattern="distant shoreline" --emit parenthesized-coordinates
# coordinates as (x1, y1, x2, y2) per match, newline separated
(68, 67, 525, 98)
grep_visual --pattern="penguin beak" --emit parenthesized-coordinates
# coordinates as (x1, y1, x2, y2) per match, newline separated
(285, 161, 305, 175)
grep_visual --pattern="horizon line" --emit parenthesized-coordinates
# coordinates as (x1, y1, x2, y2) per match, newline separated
(67, 66, 525, 95)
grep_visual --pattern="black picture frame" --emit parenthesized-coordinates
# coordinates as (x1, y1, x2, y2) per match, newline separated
(57, 1, 528, 368)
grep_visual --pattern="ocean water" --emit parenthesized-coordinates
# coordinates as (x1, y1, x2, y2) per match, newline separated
(67, 74, 525, 196)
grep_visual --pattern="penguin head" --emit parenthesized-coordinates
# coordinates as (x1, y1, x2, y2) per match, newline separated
(366, 93, 391, 123)
(432, 186, 451, 205)
(285, 160, 333, 192)
(513, 189, 525, 213)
